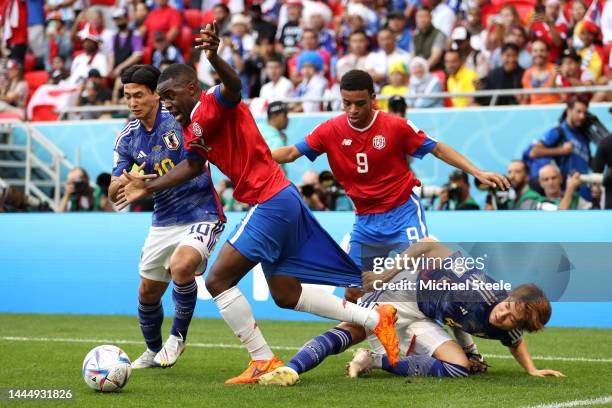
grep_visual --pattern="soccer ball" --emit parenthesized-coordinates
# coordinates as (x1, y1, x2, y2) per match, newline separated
(82, 345, 132, 392)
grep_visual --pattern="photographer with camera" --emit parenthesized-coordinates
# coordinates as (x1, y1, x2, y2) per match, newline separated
(538, 164, 592, 210)
(58, 167, 95, 212)
(438, 170, 480, 210)
(485, 160, 545, 210)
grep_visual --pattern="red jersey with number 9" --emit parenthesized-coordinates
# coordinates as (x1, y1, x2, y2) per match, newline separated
(183, 85, 289, 204)
(296, 111, 437, 214)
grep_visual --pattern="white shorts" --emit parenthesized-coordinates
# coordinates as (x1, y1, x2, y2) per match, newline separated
(139, 220, 224, 283)
(366, 300, 453, 357)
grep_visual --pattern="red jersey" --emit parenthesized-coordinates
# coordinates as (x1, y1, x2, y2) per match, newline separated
(183, 85, 290, 204)
(143, 5, 183, 46)
(297, 111, 437, 215)
(530, 21, 568, 63)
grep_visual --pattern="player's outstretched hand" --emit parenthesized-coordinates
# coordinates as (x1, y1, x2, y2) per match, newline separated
(195, 21, 220, 60)
(118, 162, 147, 186)
(475, 171, 511, 191)
(114, 170, 157, 211)
(528, 369, 565, 377)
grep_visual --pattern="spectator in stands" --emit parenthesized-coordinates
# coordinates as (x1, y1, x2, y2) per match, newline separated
(388, 95, 407, 117)
(528, 0, 568, 64)
(293, 50, 327, 112)
(76, 68, 111, 119)
(58, 167, 96, 212)
(27, 0, 47, 65)
(567, 0, 587, 49)
(336, 30, 370, 80)
(109, 8, 143, 79)
(259, 55, 293, 102)
(451, 26, 489, 80)
(538, 164, 592, 209)
(151, 31, 183, 69)
(140, 0, 182, 49)
(94, 172, 115, 212)
(43, 16, 73, 72)
(522, 39, 561, 104)
(1, 0, 28, 64)
(0, 60, 28, 119)
(575, 21, 603, 81)
(132, 2, 149, 32)
(276, 0, 303, 57)
(300, 170, 329, 211)
(217, 179, 248, 212)
(387, 11, 411, 52)
(340, 2, 372, 49)
(212, 3, 231, 35)
(66, 25, 109, 85)
(407, 56, 444, 108)
(250, 3, 277, 41)
(438, 170, 480, 210)
(445, 49, 477, 107)
(48, 55, 70, 84)
(44, 0, 78, 29)
(554, 49, 595, 100)
(529, 96, 593, 200)
(601, 0, 612, 44)
(502, 160, 544, 210)
(430, 0, 455, 37)
(479, 43, 525, 106)
(260, 101, 289, 162)
(486, 4, 521, 52)
(244, 36, 280, 98)
(365, 28, 411, 89)
(87, 7, 117, 59)
(465, 6, 487, 53)
(289, 28, 331, 85)
(379, 61, 409, 111)
(490, 26, 532, 70)
(304, 5, 336, 55)
(411, 7, 445, 71)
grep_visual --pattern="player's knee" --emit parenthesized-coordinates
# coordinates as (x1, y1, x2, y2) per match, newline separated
(170, 258, 199, 283)
(344, 288, 363, 304)
(271, 291, 299, 309)
(204, 274, 232, 298)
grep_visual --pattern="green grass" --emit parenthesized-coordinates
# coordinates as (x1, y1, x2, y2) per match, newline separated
(0, 314, 611, 408)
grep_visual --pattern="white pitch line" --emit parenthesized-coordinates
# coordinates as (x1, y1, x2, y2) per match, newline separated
(521, 396, 612, 408)
(1, 336, 612, 363)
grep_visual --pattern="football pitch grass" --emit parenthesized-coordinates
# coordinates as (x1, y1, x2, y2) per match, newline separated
(1, 314, 611, 408)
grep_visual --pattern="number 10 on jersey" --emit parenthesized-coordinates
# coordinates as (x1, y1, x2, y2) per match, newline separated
(153, 158, 175, 176)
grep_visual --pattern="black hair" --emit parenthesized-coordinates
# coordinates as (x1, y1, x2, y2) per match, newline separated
(121, 64, 160, 92)
(416, 6, 432, 13)
(511, 159, 530, 175)
(158, 63, 198, 86)
(213, 3, 230, 14)
(388, 96, 407, 114)
(567, 95, 590, 109)
(449, 170, 469, 184)
(501, 42, 520, 54)
(340, 69, 374, 94)
(444, 48, 461, 58)
(266, 55, 284, 65)
(349, 29, 368, 40)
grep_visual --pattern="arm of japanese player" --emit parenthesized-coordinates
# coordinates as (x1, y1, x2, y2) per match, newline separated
(273, 123, 329, 163)
(109, 135, 138, 203)
(508, 340, 564, 377)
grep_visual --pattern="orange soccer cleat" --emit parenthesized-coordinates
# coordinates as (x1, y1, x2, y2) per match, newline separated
(225, 356, 284, 384)
(372, 304, 400, 367)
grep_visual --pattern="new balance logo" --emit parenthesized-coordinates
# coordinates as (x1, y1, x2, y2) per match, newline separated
(137, 151, 147, 159)
(341, 139, 352, 146)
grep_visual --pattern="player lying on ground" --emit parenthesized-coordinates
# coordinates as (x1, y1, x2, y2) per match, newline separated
(260, 238, 564, 386)
(115, 23, 400, 384)
(108, 65, 226, 369)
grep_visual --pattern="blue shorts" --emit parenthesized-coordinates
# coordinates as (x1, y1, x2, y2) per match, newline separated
(227, 185, 361, 287)
(348, 193, 428, 270)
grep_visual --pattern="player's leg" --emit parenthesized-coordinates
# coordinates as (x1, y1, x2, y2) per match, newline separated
(205, 242, 281, 384)
(259, 322, 367, 386)
(133, 277, 168, 368)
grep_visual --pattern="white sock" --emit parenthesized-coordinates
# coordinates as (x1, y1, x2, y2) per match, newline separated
(213, 287, 274, 361)
(371, 352, 383, 369)
(294, 286, 380, 330)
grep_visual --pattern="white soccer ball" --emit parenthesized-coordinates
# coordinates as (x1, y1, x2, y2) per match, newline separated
(82, 345, 132, 392)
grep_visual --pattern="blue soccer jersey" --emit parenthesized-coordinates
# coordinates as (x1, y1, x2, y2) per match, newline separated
(112, 105, 224, 227)
(416, 252, 523, 347)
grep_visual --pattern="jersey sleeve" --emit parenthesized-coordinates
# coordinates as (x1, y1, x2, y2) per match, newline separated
(112, 127, 134, 177)
(296, 122, 328, 161)
(500, 329, 523, 348)
(401, 118, 438, 159)
(540, 127, 561, 147)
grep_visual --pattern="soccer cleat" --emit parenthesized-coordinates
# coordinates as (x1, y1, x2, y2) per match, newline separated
(258, 366, 300, 386)
(131, 349, 159, 369)
(346, 348, 374, 378)
(154, 334, 185, 368)
(372, 304, 400, 367)
(225, 356, 284, 384)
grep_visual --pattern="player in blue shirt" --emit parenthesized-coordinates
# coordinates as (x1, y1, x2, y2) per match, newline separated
(108, 65, 225, 369)
(260, 238, 563, 385)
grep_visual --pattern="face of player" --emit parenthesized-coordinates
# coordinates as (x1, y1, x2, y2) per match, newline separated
(341, 89, 375, 129)
(156, 79, 198, 127)
(507, 161, 528, 190)
(489, 301, 524, 330)
(538, 166, 562, 197)
(123, 83, 159, 121)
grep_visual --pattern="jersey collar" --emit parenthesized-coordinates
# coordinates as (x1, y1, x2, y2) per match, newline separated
(346, 110, 379, 133)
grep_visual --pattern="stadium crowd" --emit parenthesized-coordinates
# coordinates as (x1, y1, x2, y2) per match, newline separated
(2, 0, 612, 120)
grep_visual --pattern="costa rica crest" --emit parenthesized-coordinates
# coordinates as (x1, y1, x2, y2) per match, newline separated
(372, 135, 386, 150)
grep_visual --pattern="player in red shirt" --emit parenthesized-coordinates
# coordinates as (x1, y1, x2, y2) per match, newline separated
(273, 69, 509, 279)
(117, 22, 400, 384)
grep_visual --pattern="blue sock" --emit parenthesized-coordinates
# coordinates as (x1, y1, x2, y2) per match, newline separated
(170, 279, 198, 341)
(382, 355, 468, 378)
(287, 327, 352, 374)
(138, 301, 164, 352)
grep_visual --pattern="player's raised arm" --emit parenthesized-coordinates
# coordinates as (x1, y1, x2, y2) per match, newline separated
(195, 21, 242, 103)
(109, 163, 146, 203)
(272, 145, 303, 164)
(508, 340, 564, 377)
(431, 142, 511, 190)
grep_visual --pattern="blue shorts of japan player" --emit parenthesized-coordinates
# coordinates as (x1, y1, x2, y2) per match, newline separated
(109, 65, 226, 369)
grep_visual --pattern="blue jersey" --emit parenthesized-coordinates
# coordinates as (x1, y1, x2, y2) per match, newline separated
(417, 252, 523, 347)
(112, 105, 224, 227)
